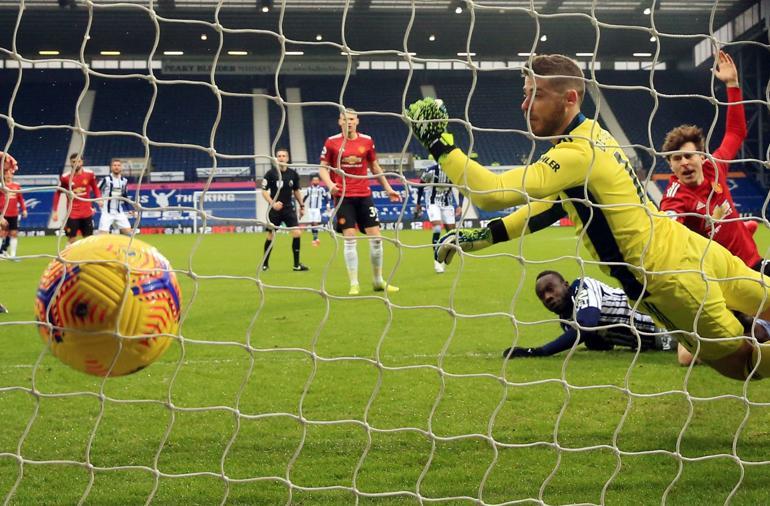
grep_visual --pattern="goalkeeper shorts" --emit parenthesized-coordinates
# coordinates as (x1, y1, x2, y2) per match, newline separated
(639, 231, 770, 362)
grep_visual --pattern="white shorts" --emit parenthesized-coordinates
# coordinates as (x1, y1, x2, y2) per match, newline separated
(427, 204, 456, 225)
(306, 208, 323, 224)
(98, 211, 131, 232)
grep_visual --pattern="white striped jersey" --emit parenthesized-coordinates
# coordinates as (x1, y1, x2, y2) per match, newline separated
(417, 163, 456, 207)
(304, 184, 329, 210)
(99, 174, 129, 214)
(565, 277, 663, 348)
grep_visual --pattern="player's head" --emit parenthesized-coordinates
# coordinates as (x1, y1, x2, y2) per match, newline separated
(69, 153, 83, 171)
(3, 169, 12, 183)
(1, 152, 17, 174)
(535, 270, 571, 314)
(662, 125, 706, 187)
(311, 174, 320, 186)
(275, 148, 290, 170)
(339, 109, 359, 138)
(110, 159, 123, 175)
(521, 54, 584, 138)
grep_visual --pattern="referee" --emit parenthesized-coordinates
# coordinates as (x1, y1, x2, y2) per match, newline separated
(260, 148, 308, 272)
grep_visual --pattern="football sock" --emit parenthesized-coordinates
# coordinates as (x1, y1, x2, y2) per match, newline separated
(0, 236, 8, 253)
(292, 237, 301, 266)
(344, 239, 358, 285)
(9, 237, 17, 257)
(432, 228, 441, 260)
(312, 227, 319, 241)
(370, 238, 384, 284)
(263, 238, 273, 267)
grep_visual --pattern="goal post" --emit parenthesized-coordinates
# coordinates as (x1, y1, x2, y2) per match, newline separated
(191, 190, 265, 234)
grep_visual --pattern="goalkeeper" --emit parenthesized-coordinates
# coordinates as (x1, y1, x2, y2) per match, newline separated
(505, 271, 677, 359)
(406, 53, 770, 381)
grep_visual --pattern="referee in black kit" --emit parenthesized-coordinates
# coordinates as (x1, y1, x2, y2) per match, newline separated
(260, 148, 309, 272)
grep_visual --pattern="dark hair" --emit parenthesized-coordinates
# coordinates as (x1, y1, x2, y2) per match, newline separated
(662, 125, 705, 158)
(69, 153, 80, 160)
(535, 270, 566, 282)
(526, 54, 585, 103)
(275, 147, 290, 157)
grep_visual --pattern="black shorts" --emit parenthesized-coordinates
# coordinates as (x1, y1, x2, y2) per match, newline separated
(268, 207, 299, 229)
(335, 196, 380, 233)
(65, 217, 94, 238)
(4, 216, 18, 231)
(753, 259, 770, 277)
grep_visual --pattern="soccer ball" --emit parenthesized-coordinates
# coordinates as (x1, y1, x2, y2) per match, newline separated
(34, 235, 182, 376)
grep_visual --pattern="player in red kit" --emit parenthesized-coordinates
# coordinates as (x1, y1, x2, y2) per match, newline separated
(52, 153, 102, 243)
(659, 51, 766, 366)
(660, 51, 761, 272)
(319, 109, 402, 295)
(0, 167, 27, 258)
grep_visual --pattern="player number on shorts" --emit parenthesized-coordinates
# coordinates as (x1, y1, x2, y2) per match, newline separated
(369, 206, 378, 218)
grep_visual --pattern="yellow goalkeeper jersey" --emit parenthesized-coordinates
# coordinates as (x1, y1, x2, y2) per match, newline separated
(441, 113, 682, 300)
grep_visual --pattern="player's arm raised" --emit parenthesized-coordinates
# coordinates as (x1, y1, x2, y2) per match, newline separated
(406, 98, 586, 210)
(712, 50, 747, 164)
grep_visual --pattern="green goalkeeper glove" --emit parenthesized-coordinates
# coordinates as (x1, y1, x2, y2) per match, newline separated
(435, 227, 494, 265)
(406, 98, 457, 160)
(435, 218, 510, 264)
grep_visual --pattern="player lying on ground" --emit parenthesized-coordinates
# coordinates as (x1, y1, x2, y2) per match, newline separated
(504, 270, 677, 359)
(407, 53, 770, 381)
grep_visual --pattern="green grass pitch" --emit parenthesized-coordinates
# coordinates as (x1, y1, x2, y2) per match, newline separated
(1, 227, 769, 504)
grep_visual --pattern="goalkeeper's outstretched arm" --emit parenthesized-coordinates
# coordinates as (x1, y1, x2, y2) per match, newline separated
(436, 199, 566, 264)
(406, 97, 588, 211)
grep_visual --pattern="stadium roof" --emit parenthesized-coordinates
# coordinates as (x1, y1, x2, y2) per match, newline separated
(0, 0, 762, 65)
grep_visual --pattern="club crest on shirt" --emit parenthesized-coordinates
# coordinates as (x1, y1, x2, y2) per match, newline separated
(358, 146, 366, 154)
(342, 155, 362, 165)
(711, 182, 723, 194)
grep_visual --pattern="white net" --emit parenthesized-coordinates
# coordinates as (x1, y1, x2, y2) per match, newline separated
(1, 0, 770, 504)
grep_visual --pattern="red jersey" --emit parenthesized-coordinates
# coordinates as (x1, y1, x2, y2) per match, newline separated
(54, 169, 101, 219)
(0, 182, 26, 218)
(660, 87, 757, 267)
(320, 132, 377, 198)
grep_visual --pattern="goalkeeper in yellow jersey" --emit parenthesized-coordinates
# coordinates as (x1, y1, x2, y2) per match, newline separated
(406, 54, 770, 381)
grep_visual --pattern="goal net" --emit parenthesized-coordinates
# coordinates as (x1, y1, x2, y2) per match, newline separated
(192, 190, 262, 234)
(1, 0, 769, 504)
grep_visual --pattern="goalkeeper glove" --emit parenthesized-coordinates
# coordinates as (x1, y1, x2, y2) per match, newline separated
(435, 218, 510, 264)
(502, 346, 539, 359)
(435, 227, 494, 265)
(406, 98, 456, 160)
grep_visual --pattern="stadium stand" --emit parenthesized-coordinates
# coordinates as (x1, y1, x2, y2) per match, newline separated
(0, 71, 82, 174)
